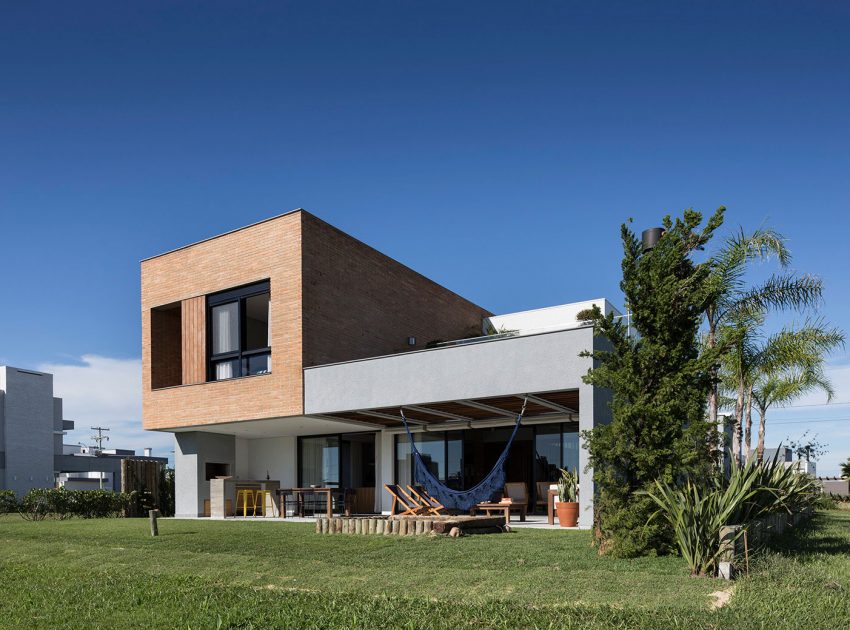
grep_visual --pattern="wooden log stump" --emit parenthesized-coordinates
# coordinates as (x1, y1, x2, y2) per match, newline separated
(149, 509, 160, 537)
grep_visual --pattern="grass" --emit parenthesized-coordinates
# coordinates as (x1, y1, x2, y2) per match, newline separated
(0, 511, 848, 628)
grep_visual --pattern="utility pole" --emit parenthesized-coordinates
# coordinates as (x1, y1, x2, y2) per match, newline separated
(90, 426, 110, 490)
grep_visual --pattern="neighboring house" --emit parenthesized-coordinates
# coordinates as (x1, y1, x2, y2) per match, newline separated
(747, 446, 817, 476)
(0, 366, 73, 495)
(0, 365, 167, 495)
(141, 209, 616, 527)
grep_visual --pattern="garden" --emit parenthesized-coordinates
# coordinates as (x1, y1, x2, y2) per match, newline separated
(0, 509, 848, 628)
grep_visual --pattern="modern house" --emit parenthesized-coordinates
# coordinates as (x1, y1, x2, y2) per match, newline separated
(141, 209, 615, 527)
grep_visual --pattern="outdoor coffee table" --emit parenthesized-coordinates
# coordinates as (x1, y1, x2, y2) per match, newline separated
(470, 502, 520, 524)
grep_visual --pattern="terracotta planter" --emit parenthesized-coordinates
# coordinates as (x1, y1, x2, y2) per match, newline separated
(556, 501, 579, 527)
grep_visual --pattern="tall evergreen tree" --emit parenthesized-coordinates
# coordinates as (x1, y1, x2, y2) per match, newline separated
(580, 209, 723, 557)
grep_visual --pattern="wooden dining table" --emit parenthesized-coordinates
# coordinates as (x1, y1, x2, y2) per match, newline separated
(283, 487, 334, 519)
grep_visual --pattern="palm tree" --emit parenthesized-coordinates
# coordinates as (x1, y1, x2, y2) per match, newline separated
(718, 309, 762, 463)
(705, 226, 825, 463)
(841, 458, 850, 479)
(750, 323, 844, 462)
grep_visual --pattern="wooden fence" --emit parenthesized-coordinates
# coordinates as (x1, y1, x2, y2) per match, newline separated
(121, 459, 164, 517)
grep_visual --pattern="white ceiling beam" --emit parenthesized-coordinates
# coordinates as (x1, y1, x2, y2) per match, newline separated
(403, 405, 472, 422)
(355, 410, 427, 425)
(456, 399, 515, 420)
(522, 394, 577, 415)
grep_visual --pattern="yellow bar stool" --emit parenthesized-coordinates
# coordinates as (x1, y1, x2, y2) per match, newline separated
(236, 489, 256, 517)
(255, 490, 274, 517)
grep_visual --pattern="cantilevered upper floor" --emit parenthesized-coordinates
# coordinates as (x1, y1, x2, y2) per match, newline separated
(141, 210, 491, 430)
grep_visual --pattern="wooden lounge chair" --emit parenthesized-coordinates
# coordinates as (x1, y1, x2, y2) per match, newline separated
(536, 481, 553, 511)
(407, 484, 446, 515)
(384, 484, 430, 516)
(502, 482, 529, 521)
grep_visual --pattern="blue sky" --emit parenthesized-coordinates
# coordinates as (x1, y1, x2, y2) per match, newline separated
(1, 1, 849, 472)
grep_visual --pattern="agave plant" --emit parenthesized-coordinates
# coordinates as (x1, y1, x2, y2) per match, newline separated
(645, 452, 820, 576)
(645, 475, 757, 576)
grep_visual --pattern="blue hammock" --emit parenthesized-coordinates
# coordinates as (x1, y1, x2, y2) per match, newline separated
(400, 398, 527, 512)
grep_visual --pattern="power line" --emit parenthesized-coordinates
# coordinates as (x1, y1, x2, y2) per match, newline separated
(769, 417, 850, 426)
(90, 426, 110, 449)
(772, 400, 850, 409)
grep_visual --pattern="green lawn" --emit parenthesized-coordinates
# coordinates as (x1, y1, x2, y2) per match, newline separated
(1, 511, 848, 628)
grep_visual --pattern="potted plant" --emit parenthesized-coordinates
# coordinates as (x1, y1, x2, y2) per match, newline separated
(556, 468, 579, 527)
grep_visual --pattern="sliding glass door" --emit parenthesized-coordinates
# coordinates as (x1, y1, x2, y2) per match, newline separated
(299, 436, 340, 487)
(395, 431, 464, 490)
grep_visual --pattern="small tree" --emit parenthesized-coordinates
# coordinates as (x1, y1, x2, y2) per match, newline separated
(581, 209, 723, 557)
(787, 431, 829, 463)
(840, 458, 850, 479)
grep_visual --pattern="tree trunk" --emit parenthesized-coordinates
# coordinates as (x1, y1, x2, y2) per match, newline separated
(706, 321, 718, 428)
(743, 383, 754, 463)
(732, 380, 744, 465)
(756, 406, 767, 463)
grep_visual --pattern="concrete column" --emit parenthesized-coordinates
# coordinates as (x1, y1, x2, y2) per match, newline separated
(577, 336, 614, 530)
(379, 430, 394, 513)
(577, 381, 595, 530)
(372, 431, 382, 512)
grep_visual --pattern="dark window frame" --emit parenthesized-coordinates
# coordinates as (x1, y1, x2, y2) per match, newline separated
(207, 280, 271, 382)
(297, 432, 377, 489)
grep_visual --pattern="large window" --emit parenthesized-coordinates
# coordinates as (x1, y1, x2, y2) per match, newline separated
(534, 423, 580, 482)
(395, 431, 464, 490)
(208, 281, 271, 381)
(298, 433, 376, 489)
(300, 436, 340, 487)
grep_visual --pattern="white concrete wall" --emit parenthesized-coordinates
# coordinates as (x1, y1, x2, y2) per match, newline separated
(304, 327, 596, 414)
(486, 299, 621, 335)
(235, 436, 297, 487)
(0, 367, 56, 495)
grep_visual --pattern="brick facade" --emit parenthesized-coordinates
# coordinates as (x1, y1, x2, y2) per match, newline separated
(141, 210, 490, 431)
(301, 213, 490, 366)
(142, 212, 303, 430)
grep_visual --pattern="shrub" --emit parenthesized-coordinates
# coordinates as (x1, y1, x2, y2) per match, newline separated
(18, 488, 53, 521)
(816, 494, 837, 510)
(17, 488, 131, 520)
(645, 456, 820, 576)
(0, 490, 18, 514)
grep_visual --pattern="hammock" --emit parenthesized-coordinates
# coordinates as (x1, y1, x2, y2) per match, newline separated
(400, 398, 528, 512)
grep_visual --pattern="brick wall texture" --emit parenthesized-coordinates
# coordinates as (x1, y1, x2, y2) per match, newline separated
(141, 210, 490, 430)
